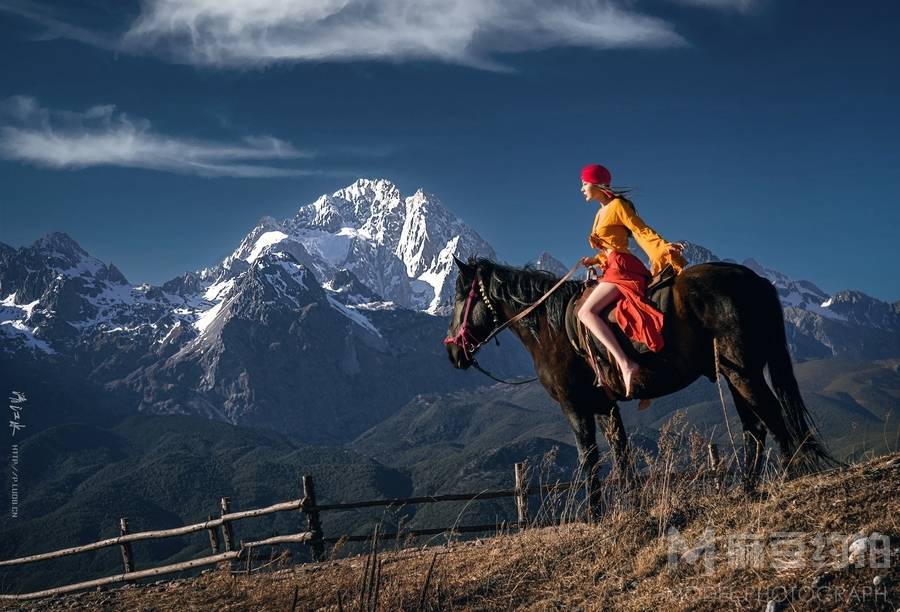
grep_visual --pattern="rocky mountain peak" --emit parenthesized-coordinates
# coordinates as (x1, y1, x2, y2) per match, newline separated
(233, 179, 495, 313)
(822, 290, 900, 329)
(336, 177, 402, 205)
(236, 249, 323, 309)
(31, 232, 88, 260)
(528, 252, 568, 277)
(680, 241, 719, 266)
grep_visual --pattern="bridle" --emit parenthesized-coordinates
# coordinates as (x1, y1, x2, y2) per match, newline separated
(443, 262, 581, 384)
(442, 274, 498, 362)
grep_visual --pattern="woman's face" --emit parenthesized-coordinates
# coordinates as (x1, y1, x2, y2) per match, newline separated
(581, 181, 604, 202)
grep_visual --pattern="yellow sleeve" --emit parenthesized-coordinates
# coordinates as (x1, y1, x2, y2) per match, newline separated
(608, 199, 686, 275)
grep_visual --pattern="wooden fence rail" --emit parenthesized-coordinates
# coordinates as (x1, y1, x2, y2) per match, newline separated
(0, 462, 579, 601)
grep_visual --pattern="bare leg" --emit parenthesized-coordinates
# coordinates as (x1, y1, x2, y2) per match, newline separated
(577, 282, 639, 396)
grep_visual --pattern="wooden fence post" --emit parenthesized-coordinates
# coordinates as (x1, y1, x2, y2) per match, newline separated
(707, 443, 723, 491)
(118, 518, 134, 573)
(219, 498, 235, 552)
(707, 443, 719, 471)
(206, 514, 220, 554)
(301, 475, 324, 561)
(514, 463, 528, 530)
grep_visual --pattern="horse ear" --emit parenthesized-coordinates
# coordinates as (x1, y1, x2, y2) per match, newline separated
(453, 255, 472, 275)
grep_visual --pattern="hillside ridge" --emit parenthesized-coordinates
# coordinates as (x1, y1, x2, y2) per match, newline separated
(14, 451, 898, 611)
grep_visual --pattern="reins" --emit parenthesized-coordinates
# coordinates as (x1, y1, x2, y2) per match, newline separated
(444, 262, 582, 385)
(471, 359, 538, 386)
(479, 262, 582, 348)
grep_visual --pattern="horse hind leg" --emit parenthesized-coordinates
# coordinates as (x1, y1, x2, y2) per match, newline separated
(723, 377, 769, 490)
(722, 367, 797, 482)
(715, 335, 794, 486)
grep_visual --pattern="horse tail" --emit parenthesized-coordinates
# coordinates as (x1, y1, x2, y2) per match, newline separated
(764, 281, 841, 475)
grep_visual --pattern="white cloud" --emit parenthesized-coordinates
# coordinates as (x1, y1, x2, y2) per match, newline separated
(119, 0, 685, 69)
(0, 96, 314, 178)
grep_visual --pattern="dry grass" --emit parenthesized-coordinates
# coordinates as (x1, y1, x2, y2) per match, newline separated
(8, 417, 900, 611)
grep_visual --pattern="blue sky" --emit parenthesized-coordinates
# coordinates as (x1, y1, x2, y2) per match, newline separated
(1, 0, 898, 300)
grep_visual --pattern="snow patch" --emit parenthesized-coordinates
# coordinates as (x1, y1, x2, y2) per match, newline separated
(0, 294, 54, 353)
(326, 296, 382, 337)
(204, 278, 235, 301)
(292, 228, 354, 265)
(194, 299, 226, 334)
(353, 301, 398, 311)
(247, 231, 288, 263)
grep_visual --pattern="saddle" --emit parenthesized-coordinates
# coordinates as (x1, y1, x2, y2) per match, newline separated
(565, 264, 677, 369)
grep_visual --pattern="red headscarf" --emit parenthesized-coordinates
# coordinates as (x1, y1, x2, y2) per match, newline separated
(580, 164, 612, 186)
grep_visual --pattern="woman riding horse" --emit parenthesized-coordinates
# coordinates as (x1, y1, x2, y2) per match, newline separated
(577, 163, 687, 398)
(444, 169, 835, 501)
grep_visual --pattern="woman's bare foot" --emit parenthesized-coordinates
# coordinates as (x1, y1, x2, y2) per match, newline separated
(620, 361, 640, 398)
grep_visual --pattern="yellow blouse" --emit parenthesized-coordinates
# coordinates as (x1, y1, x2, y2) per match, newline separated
(589, 197, 686, 276)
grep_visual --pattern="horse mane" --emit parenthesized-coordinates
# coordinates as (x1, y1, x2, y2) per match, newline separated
(469, 257, 581, 338)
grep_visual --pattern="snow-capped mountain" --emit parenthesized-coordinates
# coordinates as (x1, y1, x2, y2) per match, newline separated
(0, 184, 526, 441)
(0, 233, 173, 353)
(819, 290, 900, 330)
(0, 232, 386, 358)
(194, 178, 496, 314)
(0, 179, 495, 358)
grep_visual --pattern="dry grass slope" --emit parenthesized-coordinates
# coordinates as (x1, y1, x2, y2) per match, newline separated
(9, 429, 900, 611)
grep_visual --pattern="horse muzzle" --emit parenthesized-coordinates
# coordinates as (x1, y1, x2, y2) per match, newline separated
(444, 340, 474, 369)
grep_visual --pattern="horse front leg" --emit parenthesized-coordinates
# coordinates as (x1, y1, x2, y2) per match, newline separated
(596, 402, 631, 487)
(562, 406, 602, 522)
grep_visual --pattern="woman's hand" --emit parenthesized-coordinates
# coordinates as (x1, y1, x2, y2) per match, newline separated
(667, 242, 685, 255)
(580, 256, 598, 267)
(656, 241, 687, 275)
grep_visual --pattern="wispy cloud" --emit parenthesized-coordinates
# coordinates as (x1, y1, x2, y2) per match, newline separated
(0, 96, 315, 178)
(124, 0, 686, 69)
(3, 0, 687, 70)
(0, 0, 120, 50)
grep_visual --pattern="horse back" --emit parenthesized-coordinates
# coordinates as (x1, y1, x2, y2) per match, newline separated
(674, 261, 778, 336)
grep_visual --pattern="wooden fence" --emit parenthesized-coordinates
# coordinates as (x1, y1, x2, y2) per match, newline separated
(0, 462, 582, 602)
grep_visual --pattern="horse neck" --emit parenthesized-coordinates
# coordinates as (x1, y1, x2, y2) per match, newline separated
(487, 267, 555, 356)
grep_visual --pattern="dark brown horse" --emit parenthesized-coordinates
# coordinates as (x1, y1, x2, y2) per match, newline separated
(445, 257, 834, 507)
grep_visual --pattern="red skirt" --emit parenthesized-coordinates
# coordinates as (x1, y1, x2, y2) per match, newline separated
(601, 251, 665, 352)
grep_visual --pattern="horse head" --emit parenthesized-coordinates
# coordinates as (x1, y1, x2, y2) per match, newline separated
(444, 256, 502, 369)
